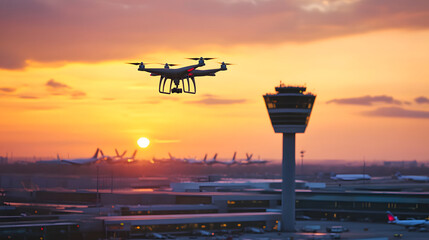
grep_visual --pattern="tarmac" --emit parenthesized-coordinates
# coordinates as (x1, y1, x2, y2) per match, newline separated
(173, 220, 428, 240)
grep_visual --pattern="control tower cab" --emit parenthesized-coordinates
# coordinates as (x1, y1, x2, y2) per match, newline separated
(263, 84, 315, 133)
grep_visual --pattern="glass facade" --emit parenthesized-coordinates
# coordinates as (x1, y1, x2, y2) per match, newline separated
(227, 200, 270, 208)
(264, 95, 315, 110)
(176, 196, 212, 204)
(0, 224, 81, 240)
(128, 221, 266, 234)
(267, 112, 310, 126)
(121, 208, 218, 216)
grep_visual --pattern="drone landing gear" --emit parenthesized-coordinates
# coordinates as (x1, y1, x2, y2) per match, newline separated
(158, 77, 196, 94)
(159, 77, 173, 94)
(181, 77, 196, 94)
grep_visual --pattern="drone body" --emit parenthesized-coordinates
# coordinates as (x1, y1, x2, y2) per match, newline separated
(128, 57, 230, 94)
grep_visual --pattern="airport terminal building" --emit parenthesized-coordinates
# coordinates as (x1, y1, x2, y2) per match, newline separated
(2, 176, 429, 239)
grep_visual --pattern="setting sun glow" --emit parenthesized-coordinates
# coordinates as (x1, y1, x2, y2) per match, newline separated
(137, 137, 150, 148)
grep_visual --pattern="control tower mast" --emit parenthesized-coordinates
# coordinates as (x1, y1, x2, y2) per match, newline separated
(263, 83, 316, 232)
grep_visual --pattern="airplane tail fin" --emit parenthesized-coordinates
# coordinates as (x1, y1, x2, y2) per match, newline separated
(92, 148, 100, 159)
(131, 150, 137, 159)
(57, 154, 61, 161)
(232, 152, 237, 161)
(100, 149, 105, 157)
(394, 172, 402, 178)
(115, 149, 120, 157)
(121, 150, 127, 158)
(386, 211, 398, 222)
(168, 152, 173, 160)
(213, 153, 218, 160)
(203, 154, 207, 161)
(246, 153, 253, 160)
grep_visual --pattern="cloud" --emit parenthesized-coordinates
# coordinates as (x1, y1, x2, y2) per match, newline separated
(70, 90, 86, 99)
(415, 96, 429, 104)
(186, 94, 246, 105)
(327, 95, 402, 105)
(45, 79, 71, 90)
(363, 107, 429, 118)
(0, 87, 16, 93)
(301, 0, 361, 13)
(19, 95, 40, 99)
(45, 79, 86, 99)
(1, 0, 429, 69)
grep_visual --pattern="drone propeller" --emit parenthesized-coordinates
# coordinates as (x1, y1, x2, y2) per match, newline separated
(162, 63, 180, 67)
(187, 57, 216, 61)
(127, 62, 178, 66)
(218, 62, 234, 65)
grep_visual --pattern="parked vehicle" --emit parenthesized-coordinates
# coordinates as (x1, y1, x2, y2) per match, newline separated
(301, 225, 321, 233)
(244, 227, 264, 234)
(326, 226, 349, 233)
(192, 229, 213, 236)
(145, 232, 166, 239)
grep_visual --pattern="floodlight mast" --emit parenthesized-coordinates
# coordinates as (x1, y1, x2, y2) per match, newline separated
(263, 83, 316, 232)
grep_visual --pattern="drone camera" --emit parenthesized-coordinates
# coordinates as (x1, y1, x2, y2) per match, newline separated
(221, 62, 227, 70)
(172, 88, 182, 93)
(138, 62, 145, 71)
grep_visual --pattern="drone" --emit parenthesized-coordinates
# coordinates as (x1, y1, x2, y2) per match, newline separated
(128, 57, 231, 94)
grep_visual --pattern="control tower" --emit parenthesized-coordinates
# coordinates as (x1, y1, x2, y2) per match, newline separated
(263, 83, 316, 232)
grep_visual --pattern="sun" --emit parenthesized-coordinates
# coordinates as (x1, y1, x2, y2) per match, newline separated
(137, 137, 150, 148)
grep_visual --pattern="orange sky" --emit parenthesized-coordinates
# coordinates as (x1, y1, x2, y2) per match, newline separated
(1, 0, 429, 162)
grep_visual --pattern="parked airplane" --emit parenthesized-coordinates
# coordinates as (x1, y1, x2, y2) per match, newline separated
(387, 211, 429, 229)
(99, 149, 123, 162)
(203, 154, 220, 165)
(101, 149, 137, 164)
(118, 150, 137, 163)
(330, 173, 371, 181)
(168, 153, 187, 163)
(219, 152, 238, 166)
(395, 172, 429, 182)
(239, 153, 269, 165)
(184, 154, 207, 164)
(151, 153, 184, 164)
(60, 148, 100, 165)
(150, 157, 171, 164)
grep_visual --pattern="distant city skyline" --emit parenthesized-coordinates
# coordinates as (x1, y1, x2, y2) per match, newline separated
(1, 0, 429, 162)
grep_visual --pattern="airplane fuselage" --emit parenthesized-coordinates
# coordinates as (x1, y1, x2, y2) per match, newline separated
(331, 174, 371, 181)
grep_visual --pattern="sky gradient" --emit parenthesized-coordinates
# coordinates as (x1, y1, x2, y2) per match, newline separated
(1, 0, 429, 162)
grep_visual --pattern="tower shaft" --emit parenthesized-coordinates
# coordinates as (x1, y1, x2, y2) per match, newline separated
(282, 133, 296, 232)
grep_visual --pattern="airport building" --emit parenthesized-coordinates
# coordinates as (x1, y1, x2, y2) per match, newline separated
(98, 212, 280, 239)
(0, 156, 7, 165)
(3, 176, 429, 238)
